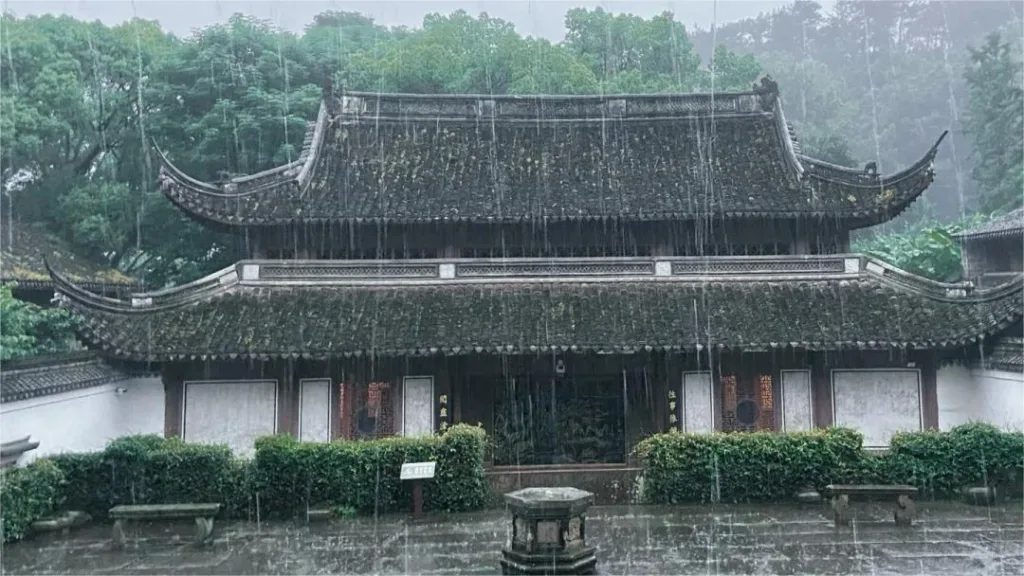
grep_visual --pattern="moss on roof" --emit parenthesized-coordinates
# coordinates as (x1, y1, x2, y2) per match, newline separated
(1, 222, 136, 289)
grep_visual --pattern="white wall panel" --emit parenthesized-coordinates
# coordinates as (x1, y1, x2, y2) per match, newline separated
(832, 370, 921, 448)
(299, 379, 331, 442)
(184, 380, 276, 456)
(682, 372, 714, 433)
(403, 376, 434, 437)
(0, 376, 163, 464)
(781, 370, 813, 432)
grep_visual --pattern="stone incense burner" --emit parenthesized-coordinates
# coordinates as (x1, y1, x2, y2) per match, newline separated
(499, 487, 597, 575)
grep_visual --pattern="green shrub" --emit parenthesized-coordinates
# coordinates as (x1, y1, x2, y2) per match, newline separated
(884, 423, 1024, 496)
(47, 452, 109, 519)
(0, 459, 66, 542)
(635, 427, 863, 504)
(253, 424, 488, 518)
(49, 435, 248, 520)
(636, 424, 1024, 504)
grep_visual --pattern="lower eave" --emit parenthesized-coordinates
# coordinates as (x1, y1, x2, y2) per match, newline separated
(48, 264, 1023, 363)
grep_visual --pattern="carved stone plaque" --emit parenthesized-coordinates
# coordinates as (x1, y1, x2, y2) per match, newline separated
(564, 517, 582, 543)
(536, 520, 559, 544)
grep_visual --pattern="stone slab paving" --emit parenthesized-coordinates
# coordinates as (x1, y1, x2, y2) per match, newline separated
(2, 501, 1021, 575)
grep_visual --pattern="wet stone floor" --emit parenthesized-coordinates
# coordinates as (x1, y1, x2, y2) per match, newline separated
(2, 501, 1022, 575)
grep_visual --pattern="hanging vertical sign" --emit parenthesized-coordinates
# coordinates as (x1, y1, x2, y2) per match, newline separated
(668, 389, 678, 430)
(438, 394, 450, 433)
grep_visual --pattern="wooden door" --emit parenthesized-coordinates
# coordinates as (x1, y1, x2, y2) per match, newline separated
(720, 367, 777, 432)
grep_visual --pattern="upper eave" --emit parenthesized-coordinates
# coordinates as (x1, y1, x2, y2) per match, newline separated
(47, 255, 1023, 362)
(155, 80, 946, 230)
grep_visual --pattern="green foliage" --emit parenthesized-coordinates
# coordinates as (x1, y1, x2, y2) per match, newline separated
(0, 459, 66, 542)
(48, 434, 253, 521)
(0, 283, 78, 360)
(883, 423, 1024, 497)
(965, 32, 1024, 213)
(636, 424, 1024, 504)
(635, 427, 864, 504)
(852, 215, 989, 281)
(1, 6, 1015, 286)
(253, 424, 488, 518)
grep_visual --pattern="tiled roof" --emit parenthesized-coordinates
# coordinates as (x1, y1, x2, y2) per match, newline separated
(157, 83, 945, 230)
(956, 208, 1024, 240)
(0, 352, 133, 403)
(1, 221, 140, 296)
(47, 256, 1022, 362)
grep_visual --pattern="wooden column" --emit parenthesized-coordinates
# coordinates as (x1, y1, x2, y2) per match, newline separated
(918, 352, 940, 430)
(162, 364, 185, 439)
(329, 361, 343, 440)
(339, 381, 354, 440)
(811, 354, 834, 428)
(277, 359, 299, 436)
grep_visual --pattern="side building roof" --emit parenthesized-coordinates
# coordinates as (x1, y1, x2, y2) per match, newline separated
(47, 255, 1021, 361)
(0, 351, 135, 403)
(1, 221, 141, 298)
(955, 207, 1024, 241)
(157, 78, 946, 231)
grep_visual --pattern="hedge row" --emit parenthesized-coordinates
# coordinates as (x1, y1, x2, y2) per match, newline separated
(0, 459, 66, 542)
(49, 435, 251, 521)
(635, 423, 1024, 504)
(30, 424, 487, 529)
(254, 424, 489, 517)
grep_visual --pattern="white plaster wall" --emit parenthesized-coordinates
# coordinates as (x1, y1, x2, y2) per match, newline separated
(781, 370, 813, 432)
(971, 369, 1024, 431)
(0, 376, 164, 463)
(402, 376, 434, 437)
(184, 380, 277, 457)
(937, 365, 1024, 431)
(936, 365, 977, 430)
(299, 379, 331, 442)
(682, 372, 714, 433)
(832, 370, 922, 448)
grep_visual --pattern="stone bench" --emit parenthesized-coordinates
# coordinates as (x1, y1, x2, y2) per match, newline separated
(109, 503, 221, 549)
(823, 484, 918, 527)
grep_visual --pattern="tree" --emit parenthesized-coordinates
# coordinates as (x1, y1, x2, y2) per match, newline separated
(0, 283, 77, 360)
(852, 215, 988, 281)
(964, 32, 1023, 213)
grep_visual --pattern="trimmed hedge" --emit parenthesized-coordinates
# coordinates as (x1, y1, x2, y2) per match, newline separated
(49, 435, 253, 521)
(45, 425, 487, 524)
(253, 423, 488, 518)
(0, 459, 66, 542)
(635, 423, 1024, 504)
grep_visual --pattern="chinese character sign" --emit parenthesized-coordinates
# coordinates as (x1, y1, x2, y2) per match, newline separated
(668, 389, 678, 430)
(438, 393, 450, 432)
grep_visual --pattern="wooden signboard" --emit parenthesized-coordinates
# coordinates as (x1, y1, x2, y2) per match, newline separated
(400, 461, 436, 518)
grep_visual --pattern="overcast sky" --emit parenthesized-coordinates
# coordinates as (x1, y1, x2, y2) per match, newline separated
(2, 1, 838, 40)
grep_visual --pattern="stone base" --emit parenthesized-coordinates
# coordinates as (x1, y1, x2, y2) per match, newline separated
(500, 546, 597, 575)
(795, 489, 821, 504)
(306, 507, 333, 522)
(962, 486, 999, 506)
(31, 511, 91, 534)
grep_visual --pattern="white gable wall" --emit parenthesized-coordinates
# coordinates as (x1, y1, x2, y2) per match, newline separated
(937, 365, 1024, 431)
(0, 376, 164, 464)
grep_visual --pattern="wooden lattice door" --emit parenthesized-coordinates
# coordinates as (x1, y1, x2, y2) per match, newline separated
(339, 381, 395, 440)
(721, 373, 776, 432)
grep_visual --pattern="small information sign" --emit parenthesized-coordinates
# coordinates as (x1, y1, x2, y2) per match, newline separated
(400, 461, 436, 481)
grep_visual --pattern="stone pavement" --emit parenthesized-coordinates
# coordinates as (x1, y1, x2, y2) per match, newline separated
(2, 501, 1021, 575)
